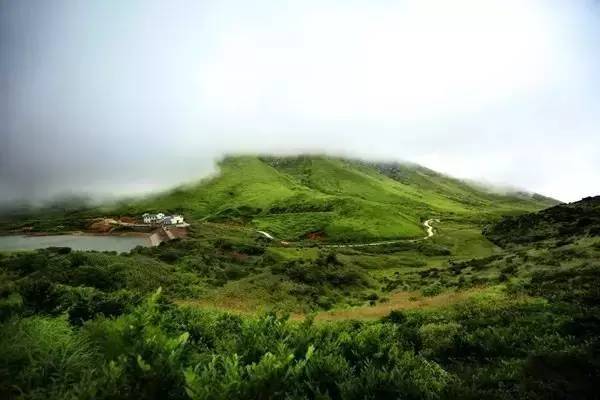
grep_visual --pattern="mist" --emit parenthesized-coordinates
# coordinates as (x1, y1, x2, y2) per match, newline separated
(2, 0, 599, 204)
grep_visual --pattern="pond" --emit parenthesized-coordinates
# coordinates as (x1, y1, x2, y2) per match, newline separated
(0, 234, 150, 252)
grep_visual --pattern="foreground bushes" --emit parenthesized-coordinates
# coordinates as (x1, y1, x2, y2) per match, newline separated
(1, 241, 599, 399)
(0, 316, 96, 399)
(1, 284, 599, 400)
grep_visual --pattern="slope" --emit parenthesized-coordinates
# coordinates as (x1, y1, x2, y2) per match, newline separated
(485, 195, 600, 246)
(115, 155, 557, 243)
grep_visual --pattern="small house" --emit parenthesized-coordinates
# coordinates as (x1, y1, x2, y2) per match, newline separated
(163, 215, 184, 225)
(142, 212, 165, 224)
(170, 215, 184, 224)
(143, 212, 184, 225)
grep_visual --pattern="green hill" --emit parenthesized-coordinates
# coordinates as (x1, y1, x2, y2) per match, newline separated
(485, 195, 600, 246)
(118, 155, 557, 242)
(1, 181, 598, 400)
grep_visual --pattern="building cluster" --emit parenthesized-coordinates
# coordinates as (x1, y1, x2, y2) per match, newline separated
(142, 212, 185, 225)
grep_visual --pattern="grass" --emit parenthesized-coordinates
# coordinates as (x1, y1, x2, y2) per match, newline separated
(253, 212, 335, 240)
(175, 286, 494, 321)
(2, 191, 598, 400)
(108, 155, 556, 243)
(175, 277, 301, 315)
(428, 220, 500, 259)
(0, 154, 556, 244)
(309, 286, 497, 321)
(155, 218, 512, 315)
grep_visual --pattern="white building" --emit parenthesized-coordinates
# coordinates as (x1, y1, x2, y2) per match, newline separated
(171, 215, 185, 224)
(143, 212, 184, 225)
(142, 212, 165, 224)
(163, 215, 185, 225)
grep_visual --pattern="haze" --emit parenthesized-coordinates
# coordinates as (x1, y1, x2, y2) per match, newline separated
(1, 0, 599, 204)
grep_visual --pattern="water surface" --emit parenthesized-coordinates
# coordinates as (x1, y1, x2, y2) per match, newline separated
(0, 234, 150, 252)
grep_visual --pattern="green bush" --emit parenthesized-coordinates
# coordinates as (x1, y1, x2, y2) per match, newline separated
(0, 284, 598, 399)
(418, 322, 462, 358)
(272, 255, 370, 290)
(82, 289, 189, 399)
(0, 316, 98, 399)
(421, 283, 443, 297)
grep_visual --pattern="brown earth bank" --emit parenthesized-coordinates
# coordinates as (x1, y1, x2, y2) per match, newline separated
(5, 216, 189, 241)
(88, 218, 119, 233)
(2, 230, 152, 238)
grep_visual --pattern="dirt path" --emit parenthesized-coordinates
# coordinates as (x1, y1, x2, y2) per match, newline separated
(257, 218, 440, 248)
(423, 218, 440, 238)
(256, 230, 275, 240)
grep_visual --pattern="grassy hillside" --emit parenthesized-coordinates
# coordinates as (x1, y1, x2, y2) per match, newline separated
(0, 155, 557, 242)
(485, 195, 600, 246)
(1, 193, 598, 399)
(114, 155, 557, 243)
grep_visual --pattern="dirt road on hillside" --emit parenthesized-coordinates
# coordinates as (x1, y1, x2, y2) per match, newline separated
(256, 230, 275, 240)
(256, 218, 440, 248)
(424, 218, 439, 238)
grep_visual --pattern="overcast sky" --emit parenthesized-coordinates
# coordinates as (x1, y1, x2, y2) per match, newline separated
(1, 0, 599, 204)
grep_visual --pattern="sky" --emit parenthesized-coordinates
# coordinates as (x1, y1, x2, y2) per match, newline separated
(1, 0, 599, 204)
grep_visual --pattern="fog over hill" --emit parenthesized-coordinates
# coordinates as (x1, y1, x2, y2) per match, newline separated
(1, 0, 599, 203)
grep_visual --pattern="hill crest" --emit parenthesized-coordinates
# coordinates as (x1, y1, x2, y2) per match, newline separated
(120, 154, 558, 242)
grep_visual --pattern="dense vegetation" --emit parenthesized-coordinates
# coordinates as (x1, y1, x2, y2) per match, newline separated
(1, 158, 597, 399)
(1, 244, 599, 399)
(1, 201, 599, 398)
(485, 196, 600, 245)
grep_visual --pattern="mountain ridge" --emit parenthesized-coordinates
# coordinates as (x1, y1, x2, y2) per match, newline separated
(0, 154, 559, 242)
(117, 154, 558, 242)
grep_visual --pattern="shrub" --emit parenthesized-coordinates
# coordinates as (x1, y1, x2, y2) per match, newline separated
(82, 289, 189, 399)
(19, 278, 62, 314)
(68, 264, 118, 290)
(418, 322, 462, 358)
(0, 315, 98, 399)
(58, 286, 140, 325)
(0, 292, 23, 321)
(421, 283, 443, 297)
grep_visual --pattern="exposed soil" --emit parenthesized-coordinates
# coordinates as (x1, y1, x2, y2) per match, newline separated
(88, 218, 118, 233)
(306, 231, 325, 241)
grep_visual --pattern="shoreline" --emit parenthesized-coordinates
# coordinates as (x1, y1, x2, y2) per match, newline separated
(1, 226, 188, 248)
(0, 230, 152, 239)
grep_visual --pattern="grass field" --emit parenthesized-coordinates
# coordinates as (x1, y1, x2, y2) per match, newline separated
(108, 155, 557, 243)
(0, 155, 557, 244)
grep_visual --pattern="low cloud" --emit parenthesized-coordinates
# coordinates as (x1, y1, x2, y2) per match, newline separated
(1, 0, 599, 204)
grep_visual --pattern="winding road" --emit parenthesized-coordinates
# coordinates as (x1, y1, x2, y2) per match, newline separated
(423, 218, 439, 239)
(256, 230, 275, 240)
(256, 218, 440, 248)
